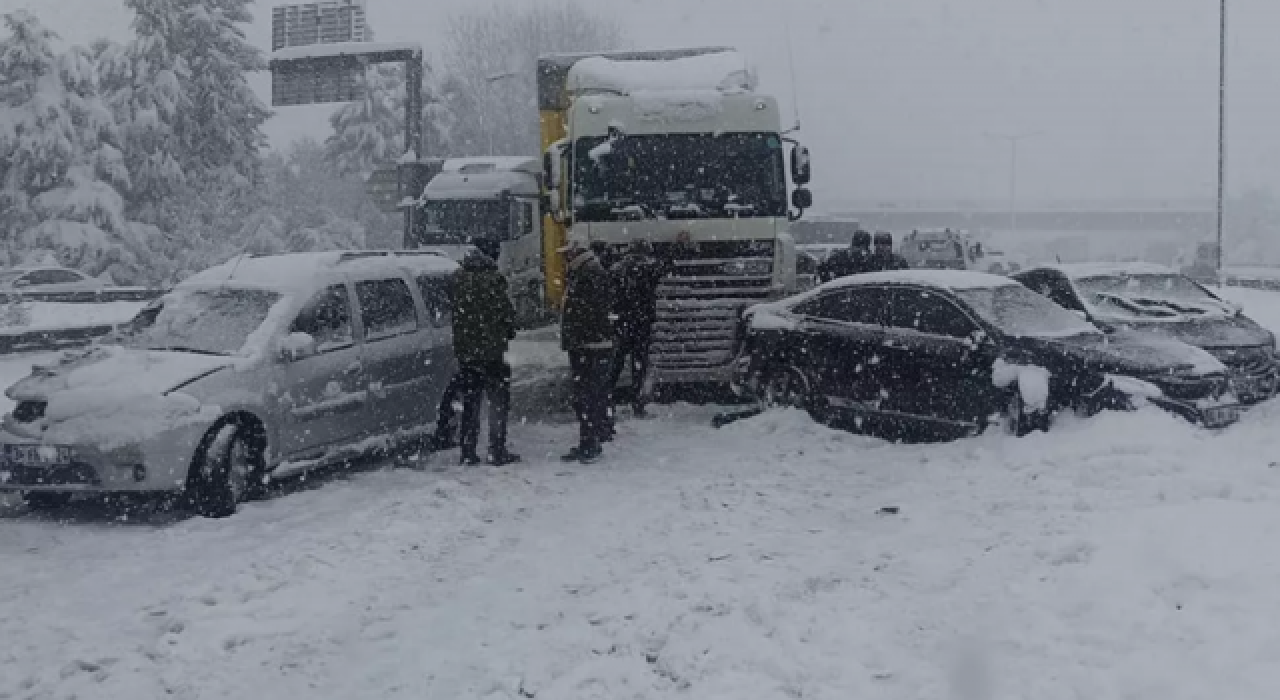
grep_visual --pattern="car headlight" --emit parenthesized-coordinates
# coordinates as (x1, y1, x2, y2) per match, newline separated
(1105, 374, 1164, 400)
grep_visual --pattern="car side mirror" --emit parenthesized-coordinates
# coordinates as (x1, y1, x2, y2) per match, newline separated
(279, 332, 317, 362)
(791, 188, 813, 210)
(791, 144, 812, 185)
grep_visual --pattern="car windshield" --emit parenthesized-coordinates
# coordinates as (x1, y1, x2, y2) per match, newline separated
(957, 284, 1100, 338)
(1076, 274, 1220, 311)
(573, 132, 787, 221)
(122, 288, 281, 356)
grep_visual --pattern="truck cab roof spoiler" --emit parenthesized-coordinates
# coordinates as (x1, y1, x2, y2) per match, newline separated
(536, 47, 736, 111)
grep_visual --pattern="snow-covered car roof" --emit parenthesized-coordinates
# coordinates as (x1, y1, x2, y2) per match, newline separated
(1030, 262, 1178, 278)
(826, 269, 1019, 291)
(179, 251, 458, 295)
(423, 169, 540, 200)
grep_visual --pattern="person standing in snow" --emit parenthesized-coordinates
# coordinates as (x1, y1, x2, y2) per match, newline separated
(609, 239, 666, 417)
(559, 239, 615, 463)
(871, 231, 910, 271)
(819, 229, 875, 282)
(446, 238, 520, 466)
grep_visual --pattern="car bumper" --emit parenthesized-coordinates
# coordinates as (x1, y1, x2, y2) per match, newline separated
(0, 422, 208, 494)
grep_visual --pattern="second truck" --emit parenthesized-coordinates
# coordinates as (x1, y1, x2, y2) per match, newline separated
(537, 47, 814, 387)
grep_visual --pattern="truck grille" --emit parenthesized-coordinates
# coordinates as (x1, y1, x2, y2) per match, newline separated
(650, 257, 774, 379)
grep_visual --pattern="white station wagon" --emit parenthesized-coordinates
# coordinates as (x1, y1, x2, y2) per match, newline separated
(0, 251, 459, 516)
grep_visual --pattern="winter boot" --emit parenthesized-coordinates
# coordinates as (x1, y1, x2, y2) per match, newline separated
(560, 444, 602, 464)
(487, 449, 522, 466)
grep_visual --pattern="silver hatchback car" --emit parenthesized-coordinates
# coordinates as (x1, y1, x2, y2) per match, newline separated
(0, 250, 459, 516)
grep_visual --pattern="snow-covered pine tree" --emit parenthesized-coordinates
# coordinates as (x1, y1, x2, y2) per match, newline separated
(0, 11, 158, 282)
(324, 63, 455, 178)
(97, 0, 191, 220)
(168, 0, 269, 189)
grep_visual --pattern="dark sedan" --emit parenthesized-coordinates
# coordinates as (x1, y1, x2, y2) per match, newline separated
(1013, 263, 1279, 405)
(731, 270, 1240, 441)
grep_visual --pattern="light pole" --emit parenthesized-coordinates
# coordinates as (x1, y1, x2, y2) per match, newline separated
(985, 131, 1043, 234)
(481, 71, 520, 156)
(1216, 0, 1228, 281)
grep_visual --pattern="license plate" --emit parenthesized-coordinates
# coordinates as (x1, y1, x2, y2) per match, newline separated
(1202, 405, 1241, 429)
(4, 444, 73, 466)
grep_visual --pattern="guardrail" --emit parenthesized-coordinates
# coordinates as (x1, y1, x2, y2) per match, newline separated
(0, 288, 166, 355)
(0, 287, 166, 304)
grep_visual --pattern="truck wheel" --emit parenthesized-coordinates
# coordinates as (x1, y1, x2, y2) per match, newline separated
(23, 492, 73, 511)
(186, 422, 265, 518)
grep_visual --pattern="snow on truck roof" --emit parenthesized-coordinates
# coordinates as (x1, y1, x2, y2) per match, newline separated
(565, 50, 757, 95)
(179, 251, 457, 294)
(1032, 262, 1178, 278)
(440, 157, 540, 174)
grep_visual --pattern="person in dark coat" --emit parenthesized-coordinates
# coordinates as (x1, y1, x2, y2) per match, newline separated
(818, 229, 875, 282)
(559, 240, 615, 463)
(609, 239, 666, 416)
(444, 239, 520, 466)
(871, 231, 910, 271)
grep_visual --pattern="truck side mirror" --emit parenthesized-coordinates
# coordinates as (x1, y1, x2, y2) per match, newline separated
(791, 188, 813, 210)
(791, 145, 812, 186)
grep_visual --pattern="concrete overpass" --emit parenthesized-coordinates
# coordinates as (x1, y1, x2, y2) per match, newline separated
(796, 200, 1216, 242)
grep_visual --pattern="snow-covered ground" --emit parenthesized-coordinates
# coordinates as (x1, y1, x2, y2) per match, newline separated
(4, 293, 1280, 698)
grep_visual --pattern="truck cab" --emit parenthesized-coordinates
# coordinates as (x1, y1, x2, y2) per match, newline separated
(536, 48, 814, 386)
(407, 157, 548, 326)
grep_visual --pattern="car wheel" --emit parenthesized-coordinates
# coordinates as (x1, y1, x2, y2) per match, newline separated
(186, 422, 265, 518)
(763, 365, 830, 423)
(22, 492, 73, 511)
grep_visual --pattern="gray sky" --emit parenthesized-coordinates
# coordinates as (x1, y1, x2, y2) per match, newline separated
(3, 0, 1278, 207)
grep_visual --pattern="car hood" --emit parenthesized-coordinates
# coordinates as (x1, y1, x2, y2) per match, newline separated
(1013, 328, 1226, 377)
(4, 346, 231, 448)
(1096, 313, 1272, 350)
(6, 345, 231, 403)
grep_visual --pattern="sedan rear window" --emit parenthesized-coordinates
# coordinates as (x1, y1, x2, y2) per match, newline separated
(957, 284, 1099, 338)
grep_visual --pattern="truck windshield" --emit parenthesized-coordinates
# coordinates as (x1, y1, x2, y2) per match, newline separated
(423, 200, 510, 239)
(572, 132, 787, 221)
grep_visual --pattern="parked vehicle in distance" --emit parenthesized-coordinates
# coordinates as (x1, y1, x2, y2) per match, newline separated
(901, 229, 973, 270)
(0, 266, 107, 292)
(1013, 262, 1280, 405)
(732, 270, 1239, 442)
(797, 243, 846, 264)
(0, 250, 459, 516)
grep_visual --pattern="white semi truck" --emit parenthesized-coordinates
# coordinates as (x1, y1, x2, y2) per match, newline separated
(407, 157, 549, 326)
(537, 47, 814, 386)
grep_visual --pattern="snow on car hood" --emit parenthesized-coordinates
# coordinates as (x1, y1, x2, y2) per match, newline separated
(1041, 328, 1226, 376)
(1099, 312, 1272, 350)
(7, 345, 231, 402)
(5, 346, 228, 448)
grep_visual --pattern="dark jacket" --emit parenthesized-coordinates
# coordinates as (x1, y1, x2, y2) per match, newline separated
(561, 251, 614, 351)
(819, 246, 875, 282)
(871, 250, 911, 271)
(610, 252, 667, 331)
(450, 250, 516, 365)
